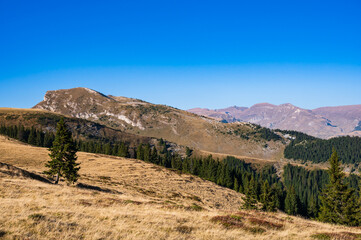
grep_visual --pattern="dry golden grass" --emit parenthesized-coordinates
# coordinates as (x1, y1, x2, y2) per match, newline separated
(1, 136, 361, 240)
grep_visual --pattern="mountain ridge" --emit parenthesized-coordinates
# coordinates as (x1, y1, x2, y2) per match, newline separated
(188, 103, 361, 139)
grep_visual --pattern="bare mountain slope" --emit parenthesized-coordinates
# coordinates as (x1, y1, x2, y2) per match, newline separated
(188, 106, 247, 123)
(313, 105, 361, 134)
(33, 87, 285, 159)
(188, 104, 361, 139)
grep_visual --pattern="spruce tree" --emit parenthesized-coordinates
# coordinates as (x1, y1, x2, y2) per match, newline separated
(239, 183, 244, 193)
(186, 147, 192, 157)
(285, 185, 298, 215)
(341, 188, 359, 226)
(223, 163, 234, 189)
(144, 144, 151, 162)
(307, 195, 319, 219)
(273, 183, 284, 210)
(103, 143, 111, 155)
(117, 142, 128, 157)
(43, 132, 54, 148)
(28, 128, 36, 145)
(318, 149, 360, 226)
(234, 178, 239, 192)
(17, 125, 25, 142)
(44, 118, 80, 185)
(111, 144, 118, 156)
(151, 146, 158, 163)
(136, 144, 144, 160)
(261, 180, 276, 211)
(242, 175, 258, 209)
(36, 131, 43, 146)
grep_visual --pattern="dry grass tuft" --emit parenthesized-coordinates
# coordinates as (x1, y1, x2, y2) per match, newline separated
(0, 230, 7, 238)
(186, 203, 204, 211)
(211, 215, 244, 228)
(211, 212, 284, 233)
(211, 214, 269, 234)
(28, 213, 46, 221)
(175, 225, 194, 234)
(248, 217, 284, 230)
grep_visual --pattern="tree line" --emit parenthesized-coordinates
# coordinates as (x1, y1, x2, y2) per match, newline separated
(284, 134, 361, 164)
(0, 124, 55, 147)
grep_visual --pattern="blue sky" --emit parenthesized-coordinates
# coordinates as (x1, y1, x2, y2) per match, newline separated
(0, 0, 360, 109)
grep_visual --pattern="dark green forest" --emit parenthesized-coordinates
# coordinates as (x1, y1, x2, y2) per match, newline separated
(0, 124, 55, 148)
(283, 164, 360, 218)
(280, 129, 361, 164)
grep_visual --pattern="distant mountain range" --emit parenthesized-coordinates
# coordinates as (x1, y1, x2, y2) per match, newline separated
(188, 103, 361, 139)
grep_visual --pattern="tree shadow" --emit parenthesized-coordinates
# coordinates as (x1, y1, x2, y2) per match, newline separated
(76, 182, 122, 194)
(0, 162, 52, 184)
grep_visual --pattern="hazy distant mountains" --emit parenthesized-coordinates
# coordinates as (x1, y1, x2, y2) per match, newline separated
(188, 103, 361, 139)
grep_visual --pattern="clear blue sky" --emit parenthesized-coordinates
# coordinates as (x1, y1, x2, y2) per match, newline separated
(1, 0, 360, 109)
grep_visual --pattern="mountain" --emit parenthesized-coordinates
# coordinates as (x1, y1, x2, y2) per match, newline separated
(188, 103, 361, 139)
(33, 87, 285, 159)
(188, 106, 248, 123)
(313, 105, 361, 135)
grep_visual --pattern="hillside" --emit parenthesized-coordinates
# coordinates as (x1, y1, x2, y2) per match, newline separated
(1, 136, 361, 239)
(0, 108, 182, 156)
(188, 104, 361, 139)
(33, 87, 285, 159)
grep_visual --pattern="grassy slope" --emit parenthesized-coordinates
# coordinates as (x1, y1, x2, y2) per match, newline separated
(1, 136, 361, 239)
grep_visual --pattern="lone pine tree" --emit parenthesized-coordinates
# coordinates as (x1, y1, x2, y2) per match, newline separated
(44, 118, 80, 184)
(318, 149, 360, 226)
